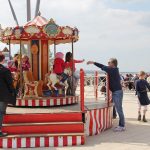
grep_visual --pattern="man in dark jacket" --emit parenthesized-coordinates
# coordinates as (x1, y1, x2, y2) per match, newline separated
(87, 58, 125, 132)
(0, 53, 16, 137)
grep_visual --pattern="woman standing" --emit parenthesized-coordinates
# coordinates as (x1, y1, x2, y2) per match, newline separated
(0, 52, 16, 137)
(65, 52, 84, 95)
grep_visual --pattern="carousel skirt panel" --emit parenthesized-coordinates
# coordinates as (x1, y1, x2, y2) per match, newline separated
(16, 96, 79, 107)
(0, 135, 85, 148)
(85, 106, 113, 136)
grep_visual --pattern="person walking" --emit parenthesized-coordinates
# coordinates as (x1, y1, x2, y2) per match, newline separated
(0, 53, 16, 137)
(135, 71, 150, 122)
(87, 58, 125, 132)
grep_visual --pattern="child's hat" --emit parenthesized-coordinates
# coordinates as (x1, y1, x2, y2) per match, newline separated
(55, 52, 64, 59)
(8, 60, 14, 67)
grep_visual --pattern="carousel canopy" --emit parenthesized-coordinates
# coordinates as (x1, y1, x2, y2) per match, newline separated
(0, 15, 79, 45)
(2, 47, 9, 52)
(25, 15, 48, 27)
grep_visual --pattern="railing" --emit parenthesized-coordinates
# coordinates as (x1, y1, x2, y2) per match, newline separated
(79, 69, 111, 112)
(80, 69, 84, 112)
(95, 71, 98, 100)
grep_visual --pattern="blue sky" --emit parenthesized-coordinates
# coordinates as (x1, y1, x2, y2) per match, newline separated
(0, 0, 150, 72)
(104, 0, 150, 12)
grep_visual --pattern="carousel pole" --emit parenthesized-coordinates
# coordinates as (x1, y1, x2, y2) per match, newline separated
(71, 39, 74, 95)
(106, 73, 110, 107)
(27, 0, 31, 21)
(19, 39, 23, 98)
(8, 0, 19, 26)
(80, 69, 85, 112)
(8, 39, 11, 60)
(54, 40, 56, 58)
(95, 71, 98, 100)
(35, 0, 41, 17)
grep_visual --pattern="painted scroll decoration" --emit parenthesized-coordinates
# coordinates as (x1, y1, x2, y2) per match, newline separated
(25, 26, 40, 35)
(13, 27, 23, 39)
(0, 25, 4, 37)
(62, 26, 73, 36)
(43, 18, 60, 37)
(4, 27, 13, 36)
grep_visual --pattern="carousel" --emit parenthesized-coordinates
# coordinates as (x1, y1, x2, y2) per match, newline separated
(0, 6, 113, 149)
(0, 14, 79, 107)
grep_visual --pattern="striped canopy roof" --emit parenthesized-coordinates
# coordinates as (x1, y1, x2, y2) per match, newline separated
(25, 16, 48, 27)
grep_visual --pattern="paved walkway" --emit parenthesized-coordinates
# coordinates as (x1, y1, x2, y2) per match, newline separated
(22, 92, 150, 150)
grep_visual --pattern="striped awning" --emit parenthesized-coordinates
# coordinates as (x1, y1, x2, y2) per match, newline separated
(25, 15, 48, 27)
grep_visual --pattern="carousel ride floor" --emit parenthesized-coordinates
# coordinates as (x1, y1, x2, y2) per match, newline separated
(6, 98, 111, 114)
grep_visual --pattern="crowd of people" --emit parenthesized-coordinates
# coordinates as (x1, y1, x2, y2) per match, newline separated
(120, 73, 150, 91)
(0, 50, 150, 136)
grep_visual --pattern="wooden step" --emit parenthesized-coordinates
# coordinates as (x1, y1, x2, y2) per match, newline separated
(3, 122, 83, 126)
(2, 123, 84, 135)
(0, 133, 85, 148)
(3, 112, 83, 124)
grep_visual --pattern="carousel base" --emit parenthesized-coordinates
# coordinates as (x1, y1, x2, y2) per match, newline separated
(16, 95, 79, 107)
(0, 100, 113, 149)
(0, 134, 85, 148)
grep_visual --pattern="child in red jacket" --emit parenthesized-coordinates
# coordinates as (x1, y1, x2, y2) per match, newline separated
(53, 52, 68, 83)
(53, 52, 65, 75)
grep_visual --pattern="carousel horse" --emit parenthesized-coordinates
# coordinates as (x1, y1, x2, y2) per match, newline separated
(12, 72, 20, 89)
(23, 71, 43, 97)
(47, 68, 72, 91)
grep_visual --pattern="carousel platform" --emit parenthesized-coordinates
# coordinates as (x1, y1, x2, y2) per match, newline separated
(16, 95, 79, 107)
(0, 99, 113, 148)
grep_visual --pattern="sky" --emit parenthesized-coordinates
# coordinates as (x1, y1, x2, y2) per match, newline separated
(0, 0, 150, 72)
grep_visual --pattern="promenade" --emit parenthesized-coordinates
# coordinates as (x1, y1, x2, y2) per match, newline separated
(23, 91, 150, 150)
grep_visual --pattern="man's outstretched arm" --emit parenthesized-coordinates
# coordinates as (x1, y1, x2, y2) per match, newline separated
(87, 61, 110, 73)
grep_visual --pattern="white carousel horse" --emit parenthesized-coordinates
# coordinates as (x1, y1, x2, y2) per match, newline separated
(47, 68, 72, 90)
